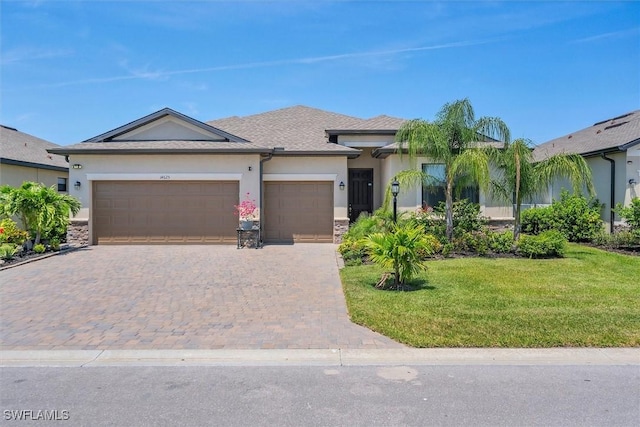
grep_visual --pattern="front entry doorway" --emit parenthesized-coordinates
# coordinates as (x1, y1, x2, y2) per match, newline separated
(348, 168, 373, 222)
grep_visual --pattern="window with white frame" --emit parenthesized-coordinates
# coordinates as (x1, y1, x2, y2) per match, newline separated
(57, 177, 67, 192)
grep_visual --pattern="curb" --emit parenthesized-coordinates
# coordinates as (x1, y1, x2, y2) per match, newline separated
(1, 348, 638, 367)
(0, 245, 86, 271)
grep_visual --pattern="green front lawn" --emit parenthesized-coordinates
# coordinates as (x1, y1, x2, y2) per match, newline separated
(340, 244, 640, 347)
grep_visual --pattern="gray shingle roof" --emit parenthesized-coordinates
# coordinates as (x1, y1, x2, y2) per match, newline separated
(0, 125, 68, 170)
(532, 110, 640, 161)
(48, 140, 270, 154)
(208, 105, 375, 154)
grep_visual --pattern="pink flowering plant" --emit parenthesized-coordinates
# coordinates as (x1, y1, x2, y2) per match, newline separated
(234, 193, 257, 221)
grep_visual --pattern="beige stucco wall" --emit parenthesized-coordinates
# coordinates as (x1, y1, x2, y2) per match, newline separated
(381, 154, 513, 217)
(338, 134, 395, 145)
(263, 156, 348, 219)
(0, 163, 68, 192)
(114, 117, 216, 141)
(68, 153, 262, 242)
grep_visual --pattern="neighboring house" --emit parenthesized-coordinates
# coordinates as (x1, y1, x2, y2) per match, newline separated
(0, 124, 69, 191)
(48, 106, 511, 246)
(532, 110, 640, 232)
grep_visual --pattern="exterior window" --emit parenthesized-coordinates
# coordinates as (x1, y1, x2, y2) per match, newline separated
(421, 163, 479, 208)
(57, 177, 67, 192)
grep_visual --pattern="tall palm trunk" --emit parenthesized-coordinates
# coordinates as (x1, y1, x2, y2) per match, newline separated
(513, 150, 521, 241)
(445, 178, 455, 241)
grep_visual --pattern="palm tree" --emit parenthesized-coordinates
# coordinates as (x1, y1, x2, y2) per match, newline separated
(395, 98, 510, 241)
(491, 138, 594, 241)
(0, 182, 81, 244)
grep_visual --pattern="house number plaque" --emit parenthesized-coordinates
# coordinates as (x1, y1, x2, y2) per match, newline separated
(160, 175, 171, 180)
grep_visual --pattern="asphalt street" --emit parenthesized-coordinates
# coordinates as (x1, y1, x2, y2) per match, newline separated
(2, 364, 638, 427)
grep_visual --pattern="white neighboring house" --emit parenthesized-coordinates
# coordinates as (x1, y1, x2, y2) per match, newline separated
(0, 124, 69, 192)
(532, 110, 640, 232)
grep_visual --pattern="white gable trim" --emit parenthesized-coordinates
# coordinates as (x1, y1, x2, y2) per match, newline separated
(114, 116, 224, 141)
(87, 173, 242, 181)
(343, 141, 390, 148)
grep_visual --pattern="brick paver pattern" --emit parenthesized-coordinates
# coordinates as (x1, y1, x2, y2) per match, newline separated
(1, 245, 402, 350)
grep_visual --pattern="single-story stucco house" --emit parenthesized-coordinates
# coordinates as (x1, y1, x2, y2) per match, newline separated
(532, 110, 640, 232)
(48, 105, 639, 246)
(0, 124, 69, 191)
(47, 106, 511, 246)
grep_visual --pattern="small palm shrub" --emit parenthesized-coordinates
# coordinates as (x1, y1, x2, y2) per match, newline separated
(33, 243, 46, 254)
(0, 244, 19, 261)
(364, 223, 433, 289)
(516, 230, 567, 258)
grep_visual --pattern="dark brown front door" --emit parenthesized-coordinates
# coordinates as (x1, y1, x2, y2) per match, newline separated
(348, 169, 373, 222)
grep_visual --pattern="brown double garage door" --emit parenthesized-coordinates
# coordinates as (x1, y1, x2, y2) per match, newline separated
(93, 181, 333, 244)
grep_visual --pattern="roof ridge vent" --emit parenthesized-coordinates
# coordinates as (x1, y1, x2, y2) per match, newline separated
(593, 112, 634, 126)
(604, 121, 629, 131)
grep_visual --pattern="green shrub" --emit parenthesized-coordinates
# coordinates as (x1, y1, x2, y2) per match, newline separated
(454, 231, 490, 255)
(33, 243, 46, 254)
(49, 237, 61, 251)
(593, 230, 639, 248)
(615, 198, 640, 238)
(0, 244, 19, 261)
(521, 191, 603, 242)
(517, 230, 567, 258)
(0, 218, 29, 246)
(338, 237, 367, 266)
(413, 199, 487, 242)
(488, 230, 514, 254)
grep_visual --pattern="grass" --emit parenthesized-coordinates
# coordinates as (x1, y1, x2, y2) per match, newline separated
(340, 244, 640, 347)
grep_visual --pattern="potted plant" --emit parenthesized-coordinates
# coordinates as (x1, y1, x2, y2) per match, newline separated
(235, 193, 257, 230)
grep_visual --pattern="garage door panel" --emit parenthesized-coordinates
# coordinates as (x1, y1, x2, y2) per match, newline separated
(264, 181, 333, 244)
(93, 181, 238, 245)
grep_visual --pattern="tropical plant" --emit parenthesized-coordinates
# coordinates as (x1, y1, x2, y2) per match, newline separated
(33, 243, 46, 254)
(0, 218, 29, 246)
(491, 138, 594, 241)
(0, 182, 81, 244)
(364, 223, 433, 290)
(395, 98, 510, 241)
(0, 244, 19, 261)
(516, 230, 567, 258)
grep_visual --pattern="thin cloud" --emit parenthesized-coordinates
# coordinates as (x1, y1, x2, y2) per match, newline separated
(41, 38, 500, 88)
(1, 47, 74, 65)
(570, 27, 640, 44)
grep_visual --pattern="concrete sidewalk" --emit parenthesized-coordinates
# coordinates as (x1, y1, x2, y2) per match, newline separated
(1, 348, 638, 367)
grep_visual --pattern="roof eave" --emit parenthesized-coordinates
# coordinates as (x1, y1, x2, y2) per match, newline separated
(47, 147, 272, 155)
(0, 157, 68, 172)
(326, 129, 398, 135)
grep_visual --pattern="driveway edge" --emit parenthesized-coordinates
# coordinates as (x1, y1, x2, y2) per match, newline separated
(1, 348, 638, 367)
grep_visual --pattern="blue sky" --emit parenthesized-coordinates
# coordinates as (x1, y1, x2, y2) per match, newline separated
(1, 0, 638, 146)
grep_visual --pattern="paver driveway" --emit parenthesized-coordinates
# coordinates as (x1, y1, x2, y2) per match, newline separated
(1, 245, 402, 350)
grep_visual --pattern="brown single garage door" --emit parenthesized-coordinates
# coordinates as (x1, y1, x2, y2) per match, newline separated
(263, 181, 333, 243)
(93, 181, 239, 244)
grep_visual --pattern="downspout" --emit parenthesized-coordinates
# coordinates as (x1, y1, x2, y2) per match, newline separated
(600, 153, 615, 233)
(259, 151, 274, 245)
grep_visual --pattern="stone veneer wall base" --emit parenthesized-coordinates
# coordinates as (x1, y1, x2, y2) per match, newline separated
(67, 219, 89, 247)
(334, 219, 349, 244)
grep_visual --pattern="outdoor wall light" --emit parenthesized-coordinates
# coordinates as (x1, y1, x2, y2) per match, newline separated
(74, 181, 81, 190)
(339, 181, 345, 191)
(629, 178, 637, 185)
(72, 164, 82, 169)
(248, 166, 252, 171)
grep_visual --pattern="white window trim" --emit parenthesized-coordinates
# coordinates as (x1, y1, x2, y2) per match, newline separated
(86, 173, 242, 181)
